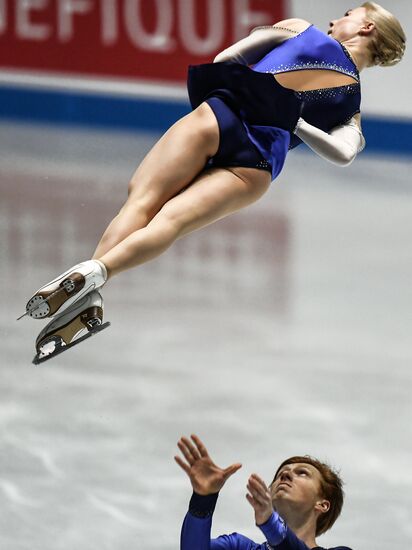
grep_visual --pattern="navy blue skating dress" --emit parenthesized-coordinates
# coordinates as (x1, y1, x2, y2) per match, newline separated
(187, 25, 361, 180)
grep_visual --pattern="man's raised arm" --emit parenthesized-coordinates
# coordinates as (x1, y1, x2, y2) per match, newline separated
(175, 434, 242, 550)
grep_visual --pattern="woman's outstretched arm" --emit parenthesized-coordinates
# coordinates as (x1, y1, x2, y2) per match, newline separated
(214, 18, 311, 64)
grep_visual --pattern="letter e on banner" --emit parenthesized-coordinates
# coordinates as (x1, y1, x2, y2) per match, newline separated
(16, 0, 51, 41)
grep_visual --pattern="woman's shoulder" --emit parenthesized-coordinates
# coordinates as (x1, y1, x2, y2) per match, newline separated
(272, 18, 312, 33)
(251, 18, 312, 35)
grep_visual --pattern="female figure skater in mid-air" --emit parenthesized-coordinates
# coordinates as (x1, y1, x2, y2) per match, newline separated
(23, 3, 405, 362)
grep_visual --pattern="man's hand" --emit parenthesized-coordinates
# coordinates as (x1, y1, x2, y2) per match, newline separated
(246, 473, 273, 526)
(175, 434, 242, 495)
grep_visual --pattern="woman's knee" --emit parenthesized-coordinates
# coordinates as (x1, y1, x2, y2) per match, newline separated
(151, 202, 188, 240)
(118, 196, 161, 229)
(127, 176, 137, 196)
(128, 174, 148, 197)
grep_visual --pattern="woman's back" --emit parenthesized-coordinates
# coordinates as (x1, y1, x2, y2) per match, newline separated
(252, 24, 360, 92)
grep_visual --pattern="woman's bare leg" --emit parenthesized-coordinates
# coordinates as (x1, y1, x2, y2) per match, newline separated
(93, 103, 220, 259)
(97, 166, 271, 278)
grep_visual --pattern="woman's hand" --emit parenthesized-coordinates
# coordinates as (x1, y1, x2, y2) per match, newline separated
(246, 473, 274, 526)
(175, 434, 242, 495)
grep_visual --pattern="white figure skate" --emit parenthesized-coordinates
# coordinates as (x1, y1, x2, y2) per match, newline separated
(32, 290, 110, 365)
(20, 260, 107, 320)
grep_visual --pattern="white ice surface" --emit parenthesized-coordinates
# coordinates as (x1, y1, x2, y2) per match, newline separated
(0, 122, 411, 550)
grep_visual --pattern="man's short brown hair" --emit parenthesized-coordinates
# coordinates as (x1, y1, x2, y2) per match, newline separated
(271, 456, 344, 536)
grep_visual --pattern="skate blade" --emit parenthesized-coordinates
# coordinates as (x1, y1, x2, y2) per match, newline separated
(17, 311, 29, 321)
(32, 322, 111, 365)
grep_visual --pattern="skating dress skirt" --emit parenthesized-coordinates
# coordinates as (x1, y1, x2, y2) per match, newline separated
(187, 25, 361, 180)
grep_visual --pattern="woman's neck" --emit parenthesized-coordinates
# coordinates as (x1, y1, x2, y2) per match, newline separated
(341, 37, 371, 72)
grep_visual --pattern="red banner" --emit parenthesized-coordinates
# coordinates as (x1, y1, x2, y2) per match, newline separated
(0, 0, 286, 83)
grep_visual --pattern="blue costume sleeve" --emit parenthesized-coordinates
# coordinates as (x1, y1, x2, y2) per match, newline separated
(259, 516, 353, 550)
(257, 511, 288, 546)
(257, 512, 314, 550)
(181, 492, 260, 550)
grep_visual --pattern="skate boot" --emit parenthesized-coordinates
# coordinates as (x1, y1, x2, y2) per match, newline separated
(22, 259, 107, 320)
(32, 290, 110, 365)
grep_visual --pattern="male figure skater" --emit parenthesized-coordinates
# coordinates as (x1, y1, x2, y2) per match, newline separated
(176, 435, 351, 550)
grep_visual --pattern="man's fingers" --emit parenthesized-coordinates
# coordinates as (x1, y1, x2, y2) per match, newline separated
(247, 484, 266, 505)
(223, 463, 242, 480)
(249, 473, 269, 491)
(247, 477, 271, 503)
(177, 439, 193, 464)
(245, 492, 261, 510)
(174, 455, 191, 475)
(177, 439, 196, 465)
(181, 436, 201, 461)
(249, 474, 270, 495)
(190, 434, 209, 458)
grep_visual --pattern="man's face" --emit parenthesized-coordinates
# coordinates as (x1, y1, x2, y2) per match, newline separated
(328, 7, 369, 42)
(270, 462, 327, 514)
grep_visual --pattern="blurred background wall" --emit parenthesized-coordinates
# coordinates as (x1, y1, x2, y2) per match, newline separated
(0, 0, 410, 154)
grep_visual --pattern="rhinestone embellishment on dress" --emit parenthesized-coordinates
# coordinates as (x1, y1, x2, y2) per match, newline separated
(255, 160, 271, 169)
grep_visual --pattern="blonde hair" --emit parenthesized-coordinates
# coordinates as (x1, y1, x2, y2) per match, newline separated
(361, 2, 406, 67)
